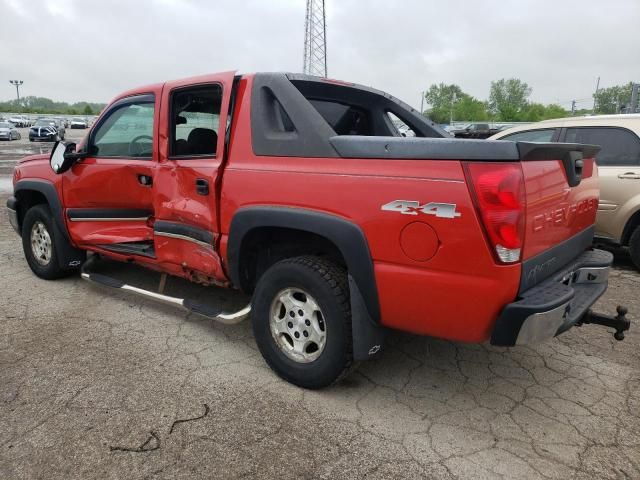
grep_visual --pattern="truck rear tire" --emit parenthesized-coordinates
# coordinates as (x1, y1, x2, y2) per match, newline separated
(22, 204, 76, 280)
(629, 227, 640, 271)
(251, 256, 353, 389)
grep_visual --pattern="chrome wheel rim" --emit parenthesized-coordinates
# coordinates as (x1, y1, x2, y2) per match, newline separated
(269, 288, 327, 363)
(30, 221, 52, 266)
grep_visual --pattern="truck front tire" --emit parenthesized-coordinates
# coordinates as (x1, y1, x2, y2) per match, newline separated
(251, 256, 353, 389)
(22, 204, 77, 280)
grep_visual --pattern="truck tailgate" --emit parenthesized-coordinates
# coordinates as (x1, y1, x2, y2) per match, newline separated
(521, 156, 599, 260)
(517, 143, 600, 289)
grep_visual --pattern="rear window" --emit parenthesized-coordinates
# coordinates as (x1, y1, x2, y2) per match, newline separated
(309, 99, 372, 136)
(564, 127, 640, 166)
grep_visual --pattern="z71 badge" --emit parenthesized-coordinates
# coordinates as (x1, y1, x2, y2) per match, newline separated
(381, 200, 461, 219)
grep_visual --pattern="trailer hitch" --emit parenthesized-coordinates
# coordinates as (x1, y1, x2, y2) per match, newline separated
(578, 306, 631, 340)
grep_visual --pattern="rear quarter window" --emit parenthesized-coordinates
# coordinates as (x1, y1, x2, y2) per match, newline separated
(564, 127, 640, 166)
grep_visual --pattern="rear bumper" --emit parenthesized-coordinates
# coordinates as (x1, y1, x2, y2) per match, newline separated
(6, 196, 20, 235)
(491, 249, 612, 346)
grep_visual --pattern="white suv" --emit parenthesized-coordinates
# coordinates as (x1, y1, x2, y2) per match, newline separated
(491, 114, 640, 269)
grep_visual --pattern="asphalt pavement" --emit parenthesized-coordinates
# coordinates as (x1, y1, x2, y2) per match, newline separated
(0, 153, 639, 478)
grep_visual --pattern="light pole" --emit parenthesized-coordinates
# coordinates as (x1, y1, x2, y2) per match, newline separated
(450, 92, 457, 125)
(592, 76, 600, 113)
(9, 80, 24, 101)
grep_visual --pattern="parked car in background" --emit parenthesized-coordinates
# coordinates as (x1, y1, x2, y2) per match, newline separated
(398, 125, 416, 137)
(29, 118, 65, 142)
(0, 122, 21, 141)
(70, 118, 88, 129)
(491, 114, 640, 270)
(454, 123, 501, 139)
(8, 115, 26, 127)
(446, 123, 469, 135)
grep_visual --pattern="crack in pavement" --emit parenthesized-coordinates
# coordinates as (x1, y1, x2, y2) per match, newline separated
(169, 403, 210, 434)
(110, 431, 161, 453)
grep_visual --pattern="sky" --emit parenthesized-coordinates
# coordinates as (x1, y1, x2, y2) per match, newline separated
(1, 0, 638, 111)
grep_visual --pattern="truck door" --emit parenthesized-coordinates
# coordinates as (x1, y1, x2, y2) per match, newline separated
(152, 72, 236, 283)
(62, 92, 160, 254)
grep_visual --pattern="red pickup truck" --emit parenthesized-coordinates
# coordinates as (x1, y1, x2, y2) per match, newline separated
(6, 72, 629, 388)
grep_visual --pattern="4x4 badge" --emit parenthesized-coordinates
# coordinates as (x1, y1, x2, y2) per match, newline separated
(381, 200, 461, 219)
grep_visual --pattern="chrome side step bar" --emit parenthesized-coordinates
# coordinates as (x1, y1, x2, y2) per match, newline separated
(80, 256, 250, 325)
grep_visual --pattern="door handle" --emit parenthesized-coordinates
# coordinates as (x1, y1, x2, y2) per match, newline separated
(137, 174, 153, 186)
(617, 173, 640, 180)
(196, 178, 209, 195)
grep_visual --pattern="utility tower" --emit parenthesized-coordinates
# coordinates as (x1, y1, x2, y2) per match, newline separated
(303, 0, 327, 77)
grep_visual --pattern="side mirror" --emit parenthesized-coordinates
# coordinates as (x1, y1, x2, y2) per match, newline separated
(49, 141, 79, 174)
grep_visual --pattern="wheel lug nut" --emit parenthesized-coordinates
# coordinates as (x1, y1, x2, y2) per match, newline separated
(289, 311, 295, 318)
(287, 322, 293, 328)
(298, 309, 304, 316)
(294, 331, 300, 338)
(305, 319, 310, 326)
(303, 330, 308, 337)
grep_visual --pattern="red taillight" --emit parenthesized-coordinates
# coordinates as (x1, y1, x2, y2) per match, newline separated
(464, 162, 525, 264)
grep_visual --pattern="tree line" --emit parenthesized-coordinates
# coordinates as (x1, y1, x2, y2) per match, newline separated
(3, 81, 634, 122)
(0, 96, 106, 116)
(424, 79, 636, 124)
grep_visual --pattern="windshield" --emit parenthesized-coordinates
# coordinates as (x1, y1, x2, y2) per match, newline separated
(35, 119, 55, 126)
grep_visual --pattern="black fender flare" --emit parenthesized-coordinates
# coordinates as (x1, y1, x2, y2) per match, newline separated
(14, 179, 85, 270)
(228, 206, 385, 360)
(14, 179, 69, 241)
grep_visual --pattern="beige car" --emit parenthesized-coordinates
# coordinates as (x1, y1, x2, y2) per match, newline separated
(491, 114, 640, 269)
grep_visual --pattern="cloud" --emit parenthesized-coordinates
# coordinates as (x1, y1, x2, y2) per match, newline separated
(1, 0, 638, 111)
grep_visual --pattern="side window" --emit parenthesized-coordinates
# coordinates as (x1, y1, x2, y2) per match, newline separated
(564, 127, 640, 166)
(93, 100, 155, 158)
(170, 85, 222, 157)
(501, 129, 556, 142)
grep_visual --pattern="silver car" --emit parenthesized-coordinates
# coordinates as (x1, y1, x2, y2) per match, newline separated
(0, 121, 21, 141)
